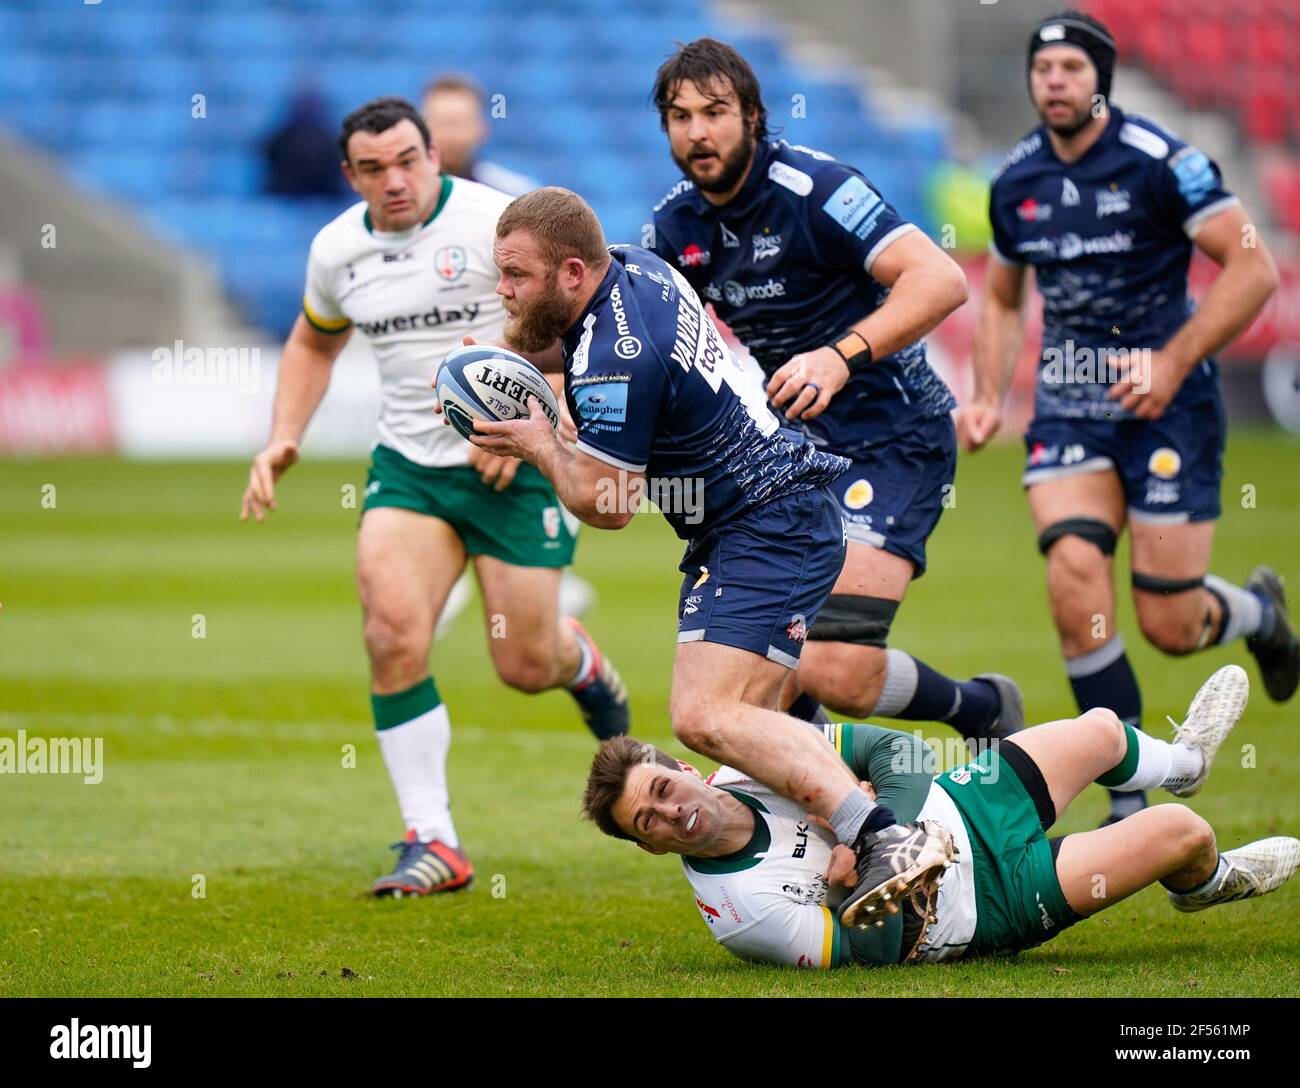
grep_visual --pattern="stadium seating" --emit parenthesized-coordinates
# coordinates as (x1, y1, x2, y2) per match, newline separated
(1087, 0, 1300, 147)
(0, 0, 952, 335)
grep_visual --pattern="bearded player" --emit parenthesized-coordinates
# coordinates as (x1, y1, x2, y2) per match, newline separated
(960, 11, 1297, 826)
(649, 39, 1023, 747)
(240, 98, 629, 898)
(584, 664, 1298, 967)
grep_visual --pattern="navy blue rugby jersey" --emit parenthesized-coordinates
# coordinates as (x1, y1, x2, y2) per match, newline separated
(989, 106, 1239, 421)
(651, 139, 956, 457)
(559, 245, 849, 541)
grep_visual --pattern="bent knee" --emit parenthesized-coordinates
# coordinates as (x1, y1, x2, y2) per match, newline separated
(671, 704, 723, 755)
(494, 651, 558, 694)
(1136, 604, 1203, 656)
(1156, 804, 1216, 857)
(1047, 535, 1110, 586)
(1081, 706, 1126, 760)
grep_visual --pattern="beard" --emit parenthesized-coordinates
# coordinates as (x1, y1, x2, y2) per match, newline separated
(1038, 99, 1096, 139)
(503, 271, 573, 354)
(673, 124, 756, 194)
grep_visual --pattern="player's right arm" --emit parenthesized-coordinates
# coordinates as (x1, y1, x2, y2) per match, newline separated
(959, 253, 1030, 453)
(240, 314, 351, 522)
(822, 722, 934, 821)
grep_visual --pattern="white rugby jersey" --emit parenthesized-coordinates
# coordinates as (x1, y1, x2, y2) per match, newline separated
(681, 767, 977, 968)
(302, 176, 511, 467)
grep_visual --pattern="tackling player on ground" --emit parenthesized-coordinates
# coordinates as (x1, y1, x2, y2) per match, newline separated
(584, 664, 1298, 967)
(649, 39, 1024, 747)
(457, 185, 951, 929)
(240, 98, 629, 898)
(961, 11, 1297, 825)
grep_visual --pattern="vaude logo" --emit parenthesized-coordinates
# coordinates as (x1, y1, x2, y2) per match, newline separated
(1057, 230, 1134, 260)
(724, 278, 785, 307)
(50, 1019, 151, 1068)
(357, 302, 481, 337)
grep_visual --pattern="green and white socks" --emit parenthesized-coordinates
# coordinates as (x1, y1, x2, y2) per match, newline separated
(372, 677, 458, 848)
(1096, 720, 1205, 795)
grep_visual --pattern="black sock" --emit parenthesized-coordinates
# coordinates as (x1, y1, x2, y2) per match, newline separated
(1067, 635, 1145, 817)
(873, 649, 1000, 738)
(787, 693, 830, 724)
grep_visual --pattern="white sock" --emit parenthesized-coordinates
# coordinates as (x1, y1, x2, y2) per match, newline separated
(1106, 725, 1204, 792)
(873, 648, 919, 716)
(1167, 853, 1228, 900)
(376, 704, 457, 847)
(1204, 575, 1263, 644)
(567, 626, 596, 688)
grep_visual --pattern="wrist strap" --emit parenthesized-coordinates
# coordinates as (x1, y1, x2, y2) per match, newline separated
(831, 331, 873, 371)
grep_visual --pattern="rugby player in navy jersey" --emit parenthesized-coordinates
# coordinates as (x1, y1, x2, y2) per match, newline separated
(648, 39, 1024, 748)
(961, 10, 1297, 825)
(456, 186, 956, 927)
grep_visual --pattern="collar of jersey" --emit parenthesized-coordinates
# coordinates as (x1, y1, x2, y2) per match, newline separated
(564, 256, 622, 345)
(363, 173, 453, 236)
(1042, 104, 1123, 170)
(682, 787, 771, 875)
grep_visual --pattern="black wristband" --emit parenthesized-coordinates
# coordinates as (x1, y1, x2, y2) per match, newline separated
(831, 331, 873, 372)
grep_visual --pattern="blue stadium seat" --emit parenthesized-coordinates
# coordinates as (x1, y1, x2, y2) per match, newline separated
(0, 0, 953, 334)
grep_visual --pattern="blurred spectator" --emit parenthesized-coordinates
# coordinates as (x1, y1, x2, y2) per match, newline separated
(422, 75, 537, 197)
(262, 89, 346, 198)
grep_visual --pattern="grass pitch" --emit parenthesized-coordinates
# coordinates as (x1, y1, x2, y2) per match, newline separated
(2, 434, 1298, 997)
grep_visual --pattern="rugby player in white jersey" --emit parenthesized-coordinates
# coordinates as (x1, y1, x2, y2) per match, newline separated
(584, 665, 1297, 967)
(240, 97, 629, 897)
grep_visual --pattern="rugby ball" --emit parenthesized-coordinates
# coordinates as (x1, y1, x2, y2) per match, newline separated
(436, 344, 561, 441)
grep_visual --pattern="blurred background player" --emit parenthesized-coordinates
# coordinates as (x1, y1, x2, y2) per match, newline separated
(583, 665, 1299, 967)
(240, 98, 629, 897)
(422, 74, 538, 198)
(650, 39, 1024, 746)
(960, 10, 1297, 826)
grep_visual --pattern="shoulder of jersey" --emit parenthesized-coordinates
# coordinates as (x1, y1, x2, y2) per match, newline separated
(990, 127, 1050, 187)
(653, 176, 698, 215)
(767, 139, 845, 199)
(707, 766, 755, 790)
(446, 174, 514, 215)
(1116, 112, 1183, 163)
(309, 200, 369, 261)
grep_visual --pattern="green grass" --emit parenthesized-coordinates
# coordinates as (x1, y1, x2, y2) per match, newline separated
(1, 434, 1298, 996)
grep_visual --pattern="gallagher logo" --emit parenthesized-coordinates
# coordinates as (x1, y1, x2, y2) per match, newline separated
(678, 243, 711, 268)
(1017, 197, 1052, 222)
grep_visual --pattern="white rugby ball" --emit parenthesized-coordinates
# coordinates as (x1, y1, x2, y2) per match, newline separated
(436, 344, 561, 441)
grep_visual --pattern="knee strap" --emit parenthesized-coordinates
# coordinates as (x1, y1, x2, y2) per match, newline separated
(1131, 571, 1205, 595)
(807, 594, 898, 648)
(1037, 517, 1117, 557)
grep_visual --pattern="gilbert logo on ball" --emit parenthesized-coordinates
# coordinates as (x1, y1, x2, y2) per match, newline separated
(436, 344, 561, 441)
